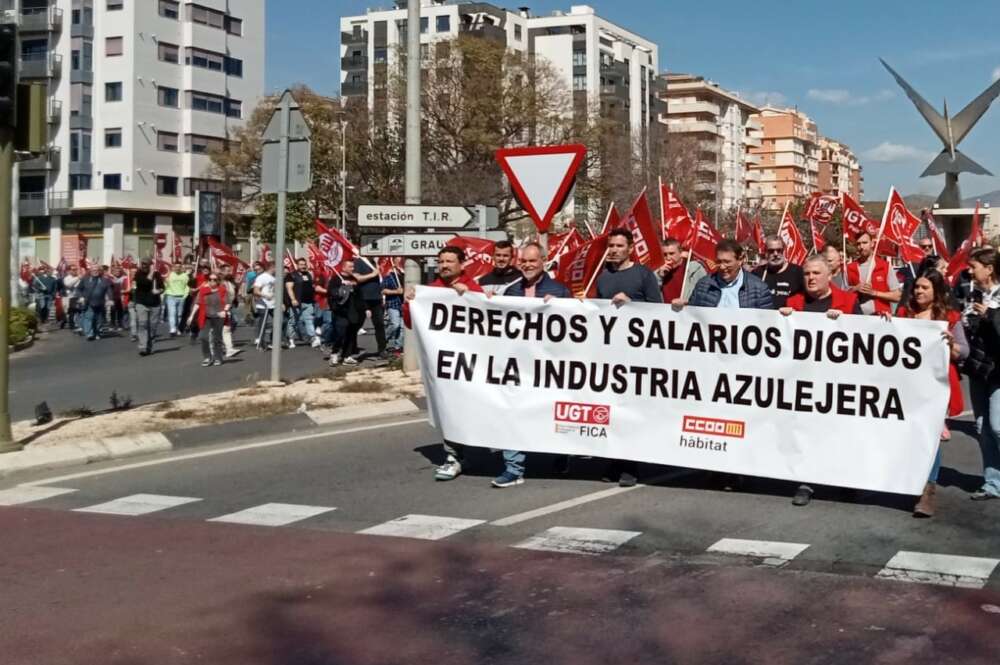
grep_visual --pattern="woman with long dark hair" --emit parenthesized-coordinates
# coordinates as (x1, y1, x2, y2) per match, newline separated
(896, 269, 968, 517)
(962, 247, 1000, 500)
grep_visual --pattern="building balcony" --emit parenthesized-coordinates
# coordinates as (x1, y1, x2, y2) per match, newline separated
(669, 100, 720, 116)
(666, 120, 719, 135)
(70, 69, 93, 84)
(18, 190, 71, 216)
(48, 98, 62, 124)
(69, 113, 92, 130)
(745, 153, 761, 165)
(20, 6, 62, 32)
(745, 170, 762, 182)
(70, 22, 93, 38)
(69, 160, 92, 176)
(20, 147, 60, 171)
(745, 134, 762, 148)
(693, 182, 716, 193)
(341, 30, 368, 45)
(696, 160, 718, 172)
(20, 52, 61, 80)
(340, 80, 367, 97)
(341, 55, 368, 70)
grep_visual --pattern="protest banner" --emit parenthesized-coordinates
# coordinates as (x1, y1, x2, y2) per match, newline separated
(410, 288, 951, 495)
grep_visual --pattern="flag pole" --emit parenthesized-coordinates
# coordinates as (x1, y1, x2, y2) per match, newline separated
(866, 187, 894, 284)
(677, 211, 700, 301)
(659, 175, 666, 240)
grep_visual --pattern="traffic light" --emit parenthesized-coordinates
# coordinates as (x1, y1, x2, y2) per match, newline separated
(0, 23, 16, 128)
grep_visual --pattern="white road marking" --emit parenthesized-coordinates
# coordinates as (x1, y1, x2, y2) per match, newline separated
(877, 551, 1000, 589)
(19, 418, 430, 487)
(359, 514, 485, 541)
(514, 526, 641, 556)
(490, 470, 692, 527)
(707, 538, 810, 566)
(209, 503, 336, 527)
(0, 486, 77, 505)
(74, 493, 202, 516)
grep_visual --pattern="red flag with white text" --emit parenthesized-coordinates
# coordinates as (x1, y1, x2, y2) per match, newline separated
(735, 209, 753, 245)
(841, 193, 878, 242)
(924, 211, 950, 260)
(946, 202, 982, 285)
(778, 209, 808, 266)
(752, 213, 767, 256)
(547, 228, 584, 264)
(810, 219, 827, 253)
(804, 192, 838, 226)
(621, 190, 666, 269)
(556, 233, 609, 298)
(446, 236, 496, 281)
(660, 183, 694, 242)
(686, 209, 723, 271)
(316, 220, 358, 270)
(259, 243, 274, 265)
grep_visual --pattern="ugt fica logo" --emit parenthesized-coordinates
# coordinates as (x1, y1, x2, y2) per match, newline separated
(554, 401, 610, 438)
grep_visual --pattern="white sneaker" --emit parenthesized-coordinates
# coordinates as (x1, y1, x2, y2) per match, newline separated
(343, 356, 358, 366)
(225, 348, 242, 358)
(288, 339, 296, 349)
(310, 336, 321, 348)
(434, 457, 462, 481)
(358, 328, 368, 335)
(329, 353, 341, 366)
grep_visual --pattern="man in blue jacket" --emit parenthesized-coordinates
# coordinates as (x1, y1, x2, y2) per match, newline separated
(492, 242, 570, 488)
(679, 239, 774, 310)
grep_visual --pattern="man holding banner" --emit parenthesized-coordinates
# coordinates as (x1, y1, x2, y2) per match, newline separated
(752, 236, 804, 309)
(846, 232, 902, 316)
(682, 240, 774, 311)
(659, 238, 705, 303)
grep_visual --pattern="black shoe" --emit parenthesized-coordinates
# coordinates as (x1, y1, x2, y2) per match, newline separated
(792, 485, 813, 506)
(552, 455, 570, 475)
(138, 350, 149, 356)
(618, 472, 638, 488)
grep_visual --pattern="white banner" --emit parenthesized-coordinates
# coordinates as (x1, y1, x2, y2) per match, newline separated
(410, 287, 952, 495)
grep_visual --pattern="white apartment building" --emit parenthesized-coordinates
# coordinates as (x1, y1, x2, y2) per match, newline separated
(339, 1, 659, 134)
(657, 73, 762, 210)
(10, 0, 264, 266)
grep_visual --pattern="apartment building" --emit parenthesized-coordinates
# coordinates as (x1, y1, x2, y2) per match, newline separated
(9, 0, 264, 266)
(817, 136, 863, 201)
(748, 106, 820, 211)
(657, 73, 762, 210)
(339, 1, 659, 134)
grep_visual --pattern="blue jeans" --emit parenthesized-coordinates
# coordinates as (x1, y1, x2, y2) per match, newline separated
(82, 305, 104, 338)
(502, 450, 525, 478)
(165, 295, 185, 333)
(928, 447, 942, 484)
(970, 377, 1000, 497)
(319, 309, 333, 345)
(385, 307, 404, 351)
(34, 295, 52, 323)
(286, 303, 317, 340)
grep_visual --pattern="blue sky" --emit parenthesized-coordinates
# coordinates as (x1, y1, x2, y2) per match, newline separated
(267, 0, 1000, 199)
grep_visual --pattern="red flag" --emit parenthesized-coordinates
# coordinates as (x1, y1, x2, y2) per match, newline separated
(621, 190, 666, 269)
(547, 228, 584, 263)
(556, 233, 609, 298)
(173, 234, 183, 263)
(735, 209, 753, 245)
(78, 237, 88, 268)
(777, 208, 808, 266)
(661, 183, 694, 242)
(810, 219, 827, 253)
(883, 188, 922, 246)
(446, 236, 496, 281)
(120, 255, 137, 270)
(899, 236, 926, 264)
(259, 243, 274, 265)
(153, 258, 171, 276)
(307, 243, 328, 280)
(752, 214, 767, 256)
(946, 202, 982, 285)
(841, 193, 878, 242)
(316, 220, 358, 270)
(56, 257, 68, 278)
(19, 259, 32, 283)
(924, 211, 950, 260)
(283, 249, 296, 273)
(600, 203, 620, 236)
(686, 209, 723, 271)
(804, 192, 838, 226)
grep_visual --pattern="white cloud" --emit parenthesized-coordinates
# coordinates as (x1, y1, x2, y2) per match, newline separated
(993, 66, 1000, 81)
(807, 88, 894, 106)
(741, 91, 787, 107)
(863, 142, 937, 164)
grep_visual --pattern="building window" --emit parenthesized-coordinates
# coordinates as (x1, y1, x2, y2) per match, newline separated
(70, 131, 91, 162)
(190, 91, 224, 113)
(104, 128, 122, 148)
(105, 37, 123, 57)
(70, 175, 91, 191)
(186, 133, 226, 154)
(103, 174, 122, 190)
(157, 131, 179, 152)
(183, 178, 223, 196)
(186, 47, 223, 71)
(436, 15, 450, 32)
(158, 42, 179, 63)
(158, 86, 179, 107)
(157, 176, 179, 196)
(573, 75, 586, 91)
(373, 48, 387, 64)
(420, 17, 429, 33)
(107, 0, 123, 10)
(224, 99, 241, 118)
(223, 56, 242, 77)
(105, 81, 122, 101)
(224, 16, 242, 36)
(572, 50, 586, 67)
(159, 0, 179, 19)
(514, 24, 522, 40)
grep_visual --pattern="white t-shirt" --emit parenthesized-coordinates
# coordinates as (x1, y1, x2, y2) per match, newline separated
(253, 272, 276, 310)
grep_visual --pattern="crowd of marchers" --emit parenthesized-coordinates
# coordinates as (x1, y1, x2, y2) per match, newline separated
(404, 231, 1000, 519)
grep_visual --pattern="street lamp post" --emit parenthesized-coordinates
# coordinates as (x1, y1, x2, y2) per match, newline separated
(339, 115, 348, 234)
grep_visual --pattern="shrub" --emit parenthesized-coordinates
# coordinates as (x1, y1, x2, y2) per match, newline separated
(8, 307, 37, 344)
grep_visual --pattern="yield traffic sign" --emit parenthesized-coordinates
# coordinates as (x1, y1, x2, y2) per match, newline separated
(495, 144, 586, 233)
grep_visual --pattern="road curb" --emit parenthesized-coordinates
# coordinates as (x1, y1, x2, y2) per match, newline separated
(0, 399, 423, 478)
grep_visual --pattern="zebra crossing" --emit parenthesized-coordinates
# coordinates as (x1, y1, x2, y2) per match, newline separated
(4, 485, 1000, 590)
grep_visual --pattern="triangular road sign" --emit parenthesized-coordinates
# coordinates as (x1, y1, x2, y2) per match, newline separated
(495, 144, 586, 233)
(263, 90, 312, 142)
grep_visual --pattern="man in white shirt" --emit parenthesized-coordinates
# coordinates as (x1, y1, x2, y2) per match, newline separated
(252, 263, 276, 349)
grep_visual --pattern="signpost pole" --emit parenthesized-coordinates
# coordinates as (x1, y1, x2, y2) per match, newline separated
(477, 204, 486, 239)
(403, 0, 422, 374)
(270, 94, 291, 383)
(0, 127, 15, 451)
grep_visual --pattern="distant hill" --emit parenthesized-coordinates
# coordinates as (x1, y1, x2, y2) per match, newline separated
(862, 194, 936, 218)
(963, 190, 1000, 207)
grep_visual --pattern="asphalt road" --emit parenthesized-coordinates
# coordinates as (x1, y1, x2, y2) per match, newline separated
(9, 314, 379, 421)
(2, 411, 999, 662)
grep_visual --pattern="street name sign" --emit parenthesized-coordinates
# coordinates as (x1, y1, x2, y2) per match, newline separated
(358, 205, 499, 229)
(362, 231, 509, 256)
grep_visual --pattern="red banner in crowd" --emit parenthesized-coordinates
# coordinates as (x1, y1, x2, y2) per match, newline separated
(316, 220, 358, 270)
(924, 211, 951, 261)
(841, 193, 878, 242)
(810, 219, 827, 253)
(804, 192, 838, 225)
(660, 182, 694, 242)
(259, 243, 274, 266)
(752, 213, 767, 256)
(601, 203, 620, 236)
(556, 233, 609, 298)
(777, 207, 808, 266)
(547, 228, 584, 264)
(620, 190, 666, 270)
(946, 202, 981, 285)
(686, 209, 722, 271)
(446, 236, 496, 281)
(173, 234, 184, 263)
(735, 209, 753, 245)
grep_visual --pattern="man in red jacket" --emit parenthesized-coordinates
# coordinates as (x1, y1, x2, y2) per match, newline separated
(404, 246, 483, 481)
(845, 232, 901, 316)
(779, 255, 862, 506)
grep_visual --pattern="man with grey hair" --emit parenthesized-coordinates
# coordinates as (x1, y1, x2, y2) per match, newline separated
(752, 234, 805, 308)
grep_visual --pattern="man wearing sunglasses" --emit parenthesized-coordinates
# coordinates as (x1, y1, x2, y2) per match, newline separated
(751, 235, 805, 308)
